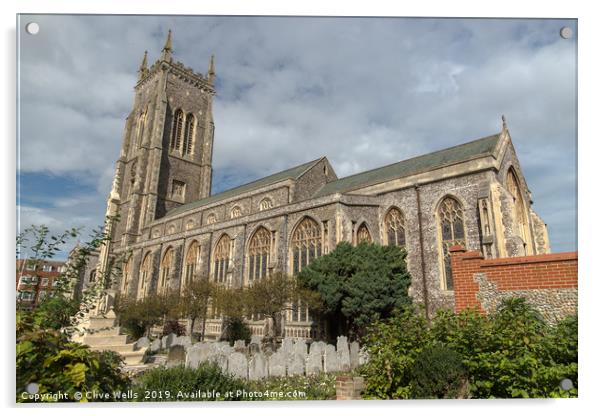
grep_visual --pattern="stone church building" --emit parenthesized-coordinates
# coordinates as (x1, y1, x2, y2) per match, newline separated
(89, 32, 550, 339)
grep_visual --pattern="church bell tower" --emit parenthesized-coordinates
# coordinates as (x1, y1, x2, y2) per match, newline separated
(103, 30, 216, 251)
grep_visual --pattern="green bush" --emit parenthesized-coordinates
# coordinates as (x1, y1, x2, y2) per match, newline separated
(221, 316, 251, 346)
(17, 312, 130, 402)
(133, 363, 247, 401)
(360, 298, 578, 399)
(247, 373, 337, 400)
(409, 344, 467, 399)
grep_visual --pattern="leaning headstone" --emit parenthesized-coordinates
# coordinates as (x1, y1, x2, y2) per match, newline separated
(178, 336, 192, 349)
(228, 352, 248, 379)
(268, 350, 286, 377)
(135, 336, 150, 350)
(306, 348, 323, 375)
(150, 338, 161, 353)
(288, 353, 305, 376)
(323, 344, 339, 373)
(358, 347, 369, 366)
(293, 340, 308, 357)
(349, 341, 360, 370)
(166, 345, 186, 367)
(248, 352, 268, 380)
(162, 333, 177, 350)
(337, 336, 351, 372)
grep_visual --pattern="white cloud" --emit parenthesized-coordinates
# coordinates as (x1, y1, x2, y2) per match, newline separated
(17, 16, 577, 252)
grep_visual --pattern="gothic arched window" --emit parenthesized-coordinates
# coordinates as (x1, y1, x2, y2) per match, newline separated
(259, 198, 273, 211)
(89, 270, 97, 283)
(213, 235, 231, 284)
(248, 227, 271, 284)
(183, 113, 195, 156)
(135, 113, 146, 149)
(438, 197, 466, 290)
(506, 168, 529, 245)
(159, 248, 174, 294)
(230, 206, 242, 219)
(291, 217, 322, 275)
(384, 207, 406, 247)
(138, 253, 152, 299)
(183, 241, 200, 290)
(356, 223, 372, 244)
(121, 257, 132, 293)
(170, 109, 184, 151)
(206, 213, 217, 225)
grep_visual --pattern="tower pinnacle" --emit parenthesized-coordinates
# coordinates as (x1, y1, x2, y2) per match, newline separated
(161, 29, 173, 61)
(208, 54, 216, 84)
(138, 50, 148, 80)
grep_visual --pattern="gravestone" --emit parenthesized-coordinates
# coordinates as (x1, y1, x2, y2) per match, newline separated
(248, 353, 268, 380)
(309, 341, 326, 356)
(250, 335, 262, 345)
(186, 342, 211, 368)
(233, 340, 247, 353)
(212, 354, 229, 373)
(162, 333, 177, 350)
(150, 338, 161, 353)
(306, 348, 323, 375)
(249, 342, 261, 355)
(337, 336, 351, 372)
(323, 344, 339, 373)
(280, 338, 294, 356)
(288, 353, 305, 376)
(176, 336, 192, 349)
(358, 347, 369, 366)
(166, 345, 186, 367)
(135, 336, 150, 350)
(268, 350, 286, 377)
(349, 341, 360, 370)
(228, 352, 248, 379)
(293, 340, 308, 357)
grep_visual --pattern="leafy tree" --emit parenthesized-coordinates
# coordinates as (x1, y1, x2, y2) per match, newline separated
(116, 293, 171, 339)
(32, 295, 80, 331)
(178, 277, 216, 341)
(297, 241, 412, 339)
(243, 271, 320, 341)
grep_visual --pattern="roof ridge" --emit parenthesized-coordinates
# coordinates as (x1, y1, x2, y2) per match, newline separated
(330, 132, 500, 183)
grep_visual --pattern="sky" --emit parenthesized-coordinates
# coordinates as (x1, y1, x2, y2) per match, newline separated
(16, 15, 577, 258)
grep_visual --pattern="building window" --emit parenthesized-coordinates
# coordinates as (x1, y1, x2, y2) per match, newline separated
(172, 180, 186, 199)
(41, 278, 49, 287)
(206, 213, 217, 225)
(183, 241, 200, 290)
(291, 217, 322, 275)
(19, 276, 31, 285)
(89, 270, 97, 283)
(25, 262, 35, 271)
(185, 219, 196, 230)
(384, 207, 406, 248)
(259, 198, 273, 211)
(183, 114, 195, 156)
(170, 109, 184, 151)
(138, 253, 152, 299)
(122, 258, 132, 293)
(230, 206, 242, 219)
(213, 235, 231, 284)
(18, 291, 34, 301)
(506, 168, 529, 246)
(159, 248, 174, 294)
(356, 223, 372, 244)
(247, 227, 270, 284)
(438, 196, 466, 291)
(135, 112, 146, 149)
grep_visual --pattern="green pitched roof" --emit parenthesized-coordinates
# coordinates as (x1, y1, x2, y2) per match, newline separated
(166, 158, 322, 217)
(313, 133, 501, 198)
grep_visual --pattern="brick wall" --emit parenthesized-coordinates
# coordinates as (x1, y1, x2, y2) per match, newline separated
(449, 245, 577, 323)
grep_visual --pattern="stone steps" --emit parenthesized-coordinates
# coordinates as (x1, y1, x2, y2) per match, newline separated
(84, 334, 129, 346)
(90, 343, 137, 354)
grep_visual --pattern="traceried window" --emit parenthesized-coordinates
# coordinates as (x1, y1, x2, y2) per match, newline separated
(138, 253, 152, 299)
(506, 168, 529, 245)
(183, 114, 195, 156)
(213, 235, 231, 284)
(89, 270, 97, 283)
(259, 198, 273, 211)
(159, 248, 174, 294)
(170, 109, 184, 151)
(121, 257, 132, 293)
(183, 241, 200, 290)
(290, 217, 321, 323)
(230, 206, 242, 219)
(356, 223, 372, 244)
(247, 227, 271, 284)
(438, 197, 466, 291)
(291, 217, 322, 275)
(206, 213, 217, 225)
(384, 207, 406, 247)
